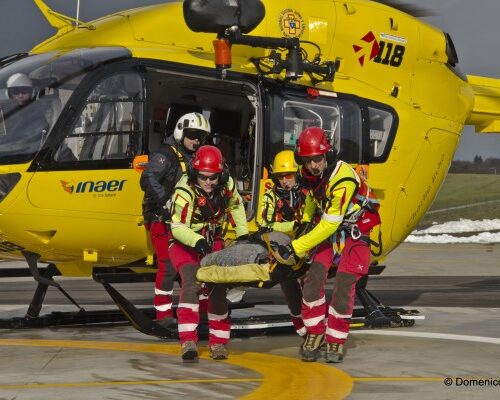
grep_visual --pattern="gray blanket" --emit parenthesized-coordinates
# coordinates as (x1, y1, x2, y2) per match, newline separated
(200, 231, 291, 267)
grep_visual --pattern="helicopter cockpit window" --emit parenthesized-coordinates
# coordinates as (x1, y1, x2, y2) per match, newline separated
(0, 52, 85, 165)
(56, 72, 144, 162)
(0, 47, 131, 165)
(281, 100, 362, 163)
(368, 106, 395, 162)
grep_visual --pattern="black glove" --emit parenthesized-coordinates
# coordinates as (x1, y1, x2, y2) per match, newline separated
(236, 234, 250, 242)
(159, 205, 170, 221)
(270, 242, 300, 266)
(195, 238, 210, 256)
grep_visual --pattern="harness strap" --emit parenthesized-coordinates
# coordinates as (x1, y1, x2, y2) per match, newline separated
(261, 233, 278, 273)
(170, 145, 187, 173)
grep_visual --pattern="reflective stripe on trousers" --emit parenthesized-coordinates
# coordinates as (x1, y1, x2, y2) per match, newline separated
(301, 238, 370, 343)
(168, 239, 228, 344)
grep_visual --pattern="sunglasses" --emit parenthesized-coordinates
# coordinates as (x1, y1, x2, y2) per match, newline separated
(8, 87, 31, 96)
(197, 173, 219, 182)
(276, 172, 295, 180)
(184, 128, 206, 141)
(302, 155, 325, 164)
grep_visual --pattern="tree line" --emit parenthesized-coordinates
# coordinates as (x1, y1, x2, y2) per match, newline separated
(450, 156, 500, 174)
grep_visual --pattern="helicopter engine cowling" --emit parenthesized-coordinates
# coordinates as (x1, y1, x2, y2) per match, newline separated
(183, 0, 265, 35)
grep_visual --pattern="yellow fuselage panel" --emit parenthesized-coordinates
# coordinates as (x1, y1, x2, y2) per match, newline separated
(391, 128, 459, 242)
(27, 170, 142, 215)
(0, 163, 150, 266)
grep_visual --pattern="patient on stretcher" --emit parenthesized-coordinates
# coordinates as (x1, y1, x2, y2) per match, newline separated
(197, 231, 309, 288)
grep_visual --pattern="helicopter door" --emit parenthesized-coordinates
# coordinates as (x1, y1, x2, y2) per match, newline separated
(27, 71, 145, 215)
(145, 69, 260, 218)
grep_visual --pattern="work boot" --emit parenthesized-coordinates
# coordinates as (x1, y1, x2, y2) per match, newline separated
(324, 342, 344, 363)
(181, 341, 199, 363)
(300, 333, 324, 362)
(298, 335, 306, 358)
(209, 343, 229, 360)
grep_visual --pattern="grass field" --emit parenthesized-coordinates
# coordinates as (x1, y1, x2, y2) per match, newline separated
(419, 173, 500, 226)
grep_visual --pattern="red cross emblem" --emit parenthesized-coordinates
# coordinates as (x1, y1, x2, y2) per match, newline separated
(283, 13, 301, 35)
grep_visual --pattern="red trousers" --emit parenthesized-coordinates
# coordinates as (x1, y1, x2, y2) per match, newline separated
(168, 239, 229, 345)
(301, 237, 370, 344)
(147, 222, 174, 321)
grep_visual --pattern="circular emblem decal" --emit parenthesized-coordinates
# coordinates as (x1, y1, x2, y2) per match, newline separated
(279, 9, 305, 38)
(198, 197, 207, 207)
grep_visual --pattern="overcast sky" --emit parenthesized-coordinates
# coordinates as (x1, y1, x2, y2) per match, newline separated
(1, 0, 499, 161)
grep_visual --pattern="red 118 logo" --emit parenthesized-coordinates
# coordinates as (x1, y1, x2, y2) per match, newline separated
(353, 31, 406, 67)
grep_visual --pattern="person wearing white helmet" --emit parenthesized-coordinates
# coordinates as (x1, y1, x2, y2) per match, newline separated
(2, 72, 48, 140)
(7, 73, 34, 106)
(140, 111, 211, 328)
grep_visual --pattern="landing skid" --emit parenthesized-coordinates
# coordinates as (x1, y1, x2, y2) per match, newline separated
(0, 256, 423, 336)
(353, 275, 423, 328)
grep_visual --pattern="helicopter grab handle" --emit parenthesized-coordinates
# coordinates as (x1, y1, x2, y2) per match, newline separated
(227, 29, 300, 50)
(303, 61, 337, 76)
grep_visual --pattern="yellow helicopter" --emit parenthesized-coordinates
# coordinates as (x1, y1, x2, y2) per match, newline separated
(0, 0, 499, 333)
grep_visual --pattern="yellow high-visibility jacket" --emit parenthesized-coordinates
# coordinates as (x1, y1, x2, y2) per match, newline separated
(292, 160, 361, 256)
(260, 185, 308, 233)
(170, 175, 248, 247)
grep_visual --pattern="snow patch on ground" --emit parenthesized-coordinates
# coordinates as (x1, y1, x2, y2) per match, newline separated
(406, 219, 500, 243)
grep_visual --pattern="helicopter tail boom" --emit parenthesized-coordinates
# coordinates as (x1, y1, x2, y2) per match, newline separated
(466, 75, 500, 133)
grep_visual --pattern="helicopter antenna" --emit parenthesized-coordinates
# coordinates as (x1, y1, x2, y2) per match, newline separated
(76, 0, 81, 28)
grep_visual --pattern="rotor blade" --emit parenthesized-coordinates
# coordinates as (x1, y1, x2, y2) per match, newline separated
(372, 0, 436, 17)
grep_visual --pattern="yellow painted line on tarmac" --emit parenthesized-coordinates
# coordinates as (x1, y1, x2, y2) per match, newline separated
(0, 339, 354, 399)
(353, 377, 443, 382)
(0, 378, 262, 390)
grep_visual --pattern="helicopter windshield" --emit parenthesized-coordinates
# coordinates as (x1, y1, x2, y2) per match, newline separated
(0, 47, 130, 165)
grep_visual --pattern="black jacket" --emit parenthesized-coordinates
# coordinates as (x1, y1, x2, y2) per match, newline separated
(140, 136, 193, 223)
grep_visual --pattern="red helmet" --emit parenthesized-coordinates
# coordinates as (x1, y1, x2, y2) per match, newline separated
(296, 127, 331, 157)
(191, 145, 223, 173)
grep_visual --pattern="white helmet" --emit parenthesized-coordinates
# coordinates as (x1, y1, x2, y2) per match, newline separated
(173, 112, 210, 143)
(6, 73, 33, 99)
(7, 72, 32, 88)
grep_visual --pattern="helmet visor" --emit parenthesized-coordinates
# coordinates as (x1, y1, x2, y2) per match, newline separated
(301, 154, 326, 164)
(197, 172, 219, 182)
(184, 128, 207, 141)
(8, 87, 31, 97)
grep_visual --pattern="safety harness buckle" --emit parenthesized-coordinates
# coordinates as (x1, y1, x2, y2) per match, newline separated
(350, 224, 361, 240)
